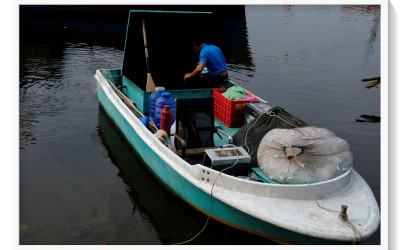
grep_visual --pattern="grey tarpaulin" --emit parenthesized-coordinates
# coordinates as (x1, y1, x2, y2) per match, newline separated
(232, 107, 309, 166)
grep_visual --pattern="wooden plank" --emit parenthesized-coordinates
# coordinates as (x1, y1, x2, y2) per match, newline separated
(364, 79, 380, 89)
(175, 147, 216, 156)
(361, 76, 380, 82)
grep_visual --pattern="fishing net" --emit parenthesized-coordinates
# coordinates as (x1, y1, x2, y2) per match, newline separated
(257, 126, 353, 184)
(232, 107, 309, 166)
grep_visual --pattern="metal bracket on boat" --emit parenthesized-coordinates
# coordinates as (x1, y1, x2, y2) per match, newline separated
(220, 144, 236, 149)
(216, 129, 233, 144)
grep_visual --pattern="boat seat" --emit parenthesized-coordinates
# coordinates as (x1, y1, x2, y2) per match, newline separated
(173, 97, 232, 160)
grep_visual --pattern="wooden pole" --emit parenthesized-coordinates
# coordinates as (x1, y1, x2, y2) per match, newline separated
(142, 18, 156, 92)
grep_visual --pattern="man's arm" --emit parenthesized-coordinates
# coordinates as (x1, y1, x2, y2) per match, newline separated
(184, 62, 206, 82)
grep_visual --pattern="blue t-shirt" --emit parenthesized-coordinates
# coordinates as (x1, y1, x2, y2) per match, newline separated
(199, 44, 228, 77)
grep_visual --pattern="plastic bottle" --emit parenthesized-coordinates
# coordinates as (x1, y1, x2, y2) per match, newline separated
(155, 92, 175, 129)
(149, 86, 165, 127)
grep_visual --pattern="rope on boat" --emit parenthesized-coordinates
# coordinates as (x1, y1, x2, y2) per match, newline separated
(244, 107, 299, 153)
(174, 149, 240, 245)
(306, 183, 364, 244)
(266, 108, 300, 128)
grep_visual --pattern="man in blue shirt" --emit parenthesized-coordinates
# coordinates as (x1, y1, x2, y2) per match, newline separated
(183, 40, 228, 89)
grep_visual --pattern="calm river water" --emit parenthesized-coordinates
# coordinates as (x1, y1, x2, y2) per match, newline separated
(19, 5, 381, 245)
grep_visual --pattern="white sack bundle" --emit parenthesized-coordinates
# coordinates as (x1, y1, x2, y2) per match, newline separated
(257, 126, 353, 184)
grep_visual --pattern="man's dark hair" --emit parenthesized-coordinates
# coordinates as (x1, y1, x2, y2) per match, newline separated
(193, 38, 204, 46)
(192, 34, 205, 46)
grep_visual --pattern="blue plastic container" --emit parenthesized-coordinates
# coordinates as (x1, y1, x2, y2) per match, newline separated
(155, 92, 176, 129)
(138, 116, 149, 128)
(149, 86, 165, 127)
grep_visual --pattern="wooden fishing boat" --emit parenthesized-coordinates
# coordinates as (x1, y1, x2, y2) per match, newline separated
(94, 10, 380, 244)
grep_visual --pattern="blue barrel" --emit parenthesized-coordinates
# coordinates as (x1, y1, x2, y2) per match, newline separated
(155, 92, 176, 129)
(149, 86, 165, 127)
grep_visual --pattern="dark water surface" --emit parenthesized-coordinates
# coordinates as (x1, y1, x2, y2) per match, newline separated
(19, 5, 381, 245)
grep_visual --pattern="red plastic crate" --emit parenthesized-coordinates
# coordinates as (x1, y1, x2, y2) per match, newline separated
(213, 89, 259, 128)
(216, 110, 245, 127)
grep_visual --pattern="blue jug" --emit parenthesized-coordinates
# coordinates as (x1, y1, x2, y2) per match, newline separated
(149, 86, 165, 127)
(155, 92, 176, 129)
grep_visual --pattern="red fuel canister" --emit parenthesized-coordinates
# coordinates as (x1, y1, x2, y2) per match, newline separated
(160, 103, 173, 135)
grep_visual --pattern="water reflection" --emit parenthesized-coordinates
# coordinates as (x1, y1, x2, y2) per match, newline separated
(341, 5, 381, 65)
(19, 14, 125, 149)
(282, 5, 294, 24)
(365, 8, 380, 65)
(19, 43, 65, 149)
